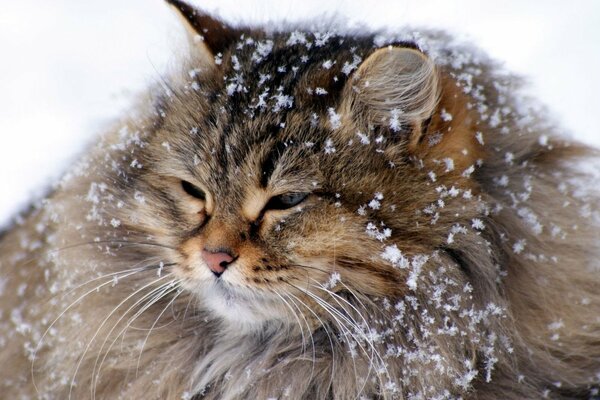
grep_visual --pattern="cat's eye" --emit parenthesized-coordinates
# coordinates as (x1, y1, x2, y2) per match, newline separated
(264, 192, 309, 211)
(181, 180, 206, 201)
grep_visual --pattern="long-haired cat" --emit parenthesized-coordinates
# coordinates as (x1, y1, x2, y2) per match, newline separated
(1, 1, 599, 399)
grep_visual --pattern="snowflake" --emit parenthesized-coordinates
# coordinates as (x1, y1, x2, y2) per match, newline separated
(328, 108, 342, 129)
(389, 109, 402, 132)
(471, 218, 485, 230)
(322, 59, 335, 69)
(381, 245, 409, 269)
(440, 108, 453, 122)
(356, 132, 370, 144)
(512, 239, 526, 254)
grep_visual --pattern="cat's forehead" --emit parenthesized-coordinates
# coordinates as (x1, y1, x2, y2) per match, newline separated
(193, 31, 375, 118)
(161, 33, 358, 184)
(154, 29, 423, 205)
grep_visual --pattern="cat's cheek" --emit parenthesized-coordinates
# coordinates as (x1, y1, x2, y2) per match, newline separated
(175, 236, 214, 281)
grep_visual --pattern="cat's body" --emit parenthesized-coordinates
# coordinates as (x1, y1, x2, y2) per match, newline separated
(1, 1, 599, 399)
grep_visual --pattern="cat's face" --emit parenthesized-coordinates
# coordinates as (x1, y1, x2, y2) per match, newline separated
(137, 103, 405, 327)
(116, 17, 480, 329)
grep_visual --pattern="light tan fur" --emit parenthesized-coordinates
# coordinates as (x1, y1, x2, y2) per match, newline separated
(0, 2, 599, 399)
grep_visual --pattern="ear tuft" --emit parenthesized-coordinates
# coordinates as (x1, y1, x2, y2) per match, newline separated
(166, 0, 241, 58)
(345, 46, 439, 131)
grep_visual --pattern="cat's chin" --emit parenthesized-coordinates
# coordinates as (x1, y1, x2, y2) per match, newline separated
(192, 279, 290, 331)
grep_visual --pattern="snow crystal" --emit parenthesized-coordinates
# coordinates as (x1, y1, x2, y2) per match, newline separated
(341, 54, 362, 75)
(324, 138, 336, 154)
(251, 40, 273, 62)
(440, 108, 453, 122)
(231, 55, 241, 71)
(327, 108, 342, 129)
(471, 218, 485, 230)
(428, 132, 443, 147)
(365, 222, 392, 241)
(322, 59, 335, 69)
(258, 73, 271, 86)
(462, 165, 475, 178)
(368, 199, 381, 210)
(314, 31, 333, 47)
(381, 245, 409, 269)
(389, 109, 402, 132)
(214, 53, 223, 65)
(475, 131, 484, 145)
(406, 254, 428, 291)
(286, 31, 307, 46)
(356, 132, 370, 144)
(272, 92, 294, 112)
(324, 272, 341, 289)
(442, 157, 455, 172)
(512, 239, 526, 254)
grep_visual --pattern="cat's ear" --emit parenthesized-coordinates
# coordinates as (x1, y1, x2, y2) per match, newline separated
(166, 0, 240, 60)
(341, 46, 482, 168)
(341, 46, 439, 149)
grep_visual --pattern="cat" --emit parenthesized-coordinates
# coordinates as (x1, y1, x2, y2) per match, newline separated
(1, 0, 599, 398)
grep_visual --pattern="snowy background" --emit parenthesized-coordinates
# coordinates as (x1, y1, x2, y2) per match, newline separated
(1, 0, 599, 228)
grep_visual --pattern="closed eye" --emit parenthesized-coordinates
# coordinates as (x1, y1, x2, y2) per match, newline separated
(181, 180, 206, 200)
(264, 192, 309, 211)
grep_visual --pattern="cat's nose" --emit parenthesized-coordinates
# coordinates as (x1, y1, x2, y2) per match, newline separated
(201, 247, 235, 277)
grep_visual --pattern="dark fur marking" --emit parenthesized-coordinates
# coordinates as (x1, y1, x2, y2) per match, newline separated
(443, 247, 472, 279)
(259, 137, 288, 187)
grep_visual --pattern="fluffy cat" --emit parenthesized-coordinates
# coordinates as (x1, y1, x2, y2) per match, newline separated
(1, 1, 599, 398)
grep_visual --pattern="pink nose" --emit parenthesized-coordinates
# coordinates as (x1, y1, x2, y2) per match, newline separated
(201, 249, 234, 277)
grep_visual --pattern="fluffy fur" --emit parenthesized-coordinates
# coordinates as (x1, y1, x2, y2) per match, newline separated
(0, 2, 599, 399)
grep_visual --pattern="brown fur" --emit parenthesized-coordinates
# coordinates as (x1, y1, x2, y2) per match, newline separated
(0, 3, 599, 399)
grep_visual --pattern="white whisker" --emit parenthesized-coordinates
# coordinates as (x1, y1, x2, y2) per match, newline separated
(135, 282, 183, 376)
(90, 275, 178, 399)
(68, 273, 173, 399)
(31, 266, 149, 394)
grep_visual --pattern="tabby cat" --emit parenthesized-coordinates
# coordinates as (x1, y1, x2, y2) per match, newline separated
(1, 1, 599, 399)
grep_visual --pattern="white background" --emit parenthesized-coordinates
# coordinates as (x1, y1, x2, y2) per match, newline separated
(1, 0, 599, 227)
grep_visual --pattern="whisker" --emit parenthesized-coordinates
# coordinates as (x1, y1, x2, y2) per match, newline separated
(287, 262, 389, 392)
(273, 290, 313, 361)
(31, 266, 152, 393)
(59, 261, 176, 300)
(68, 273, 173, 399)
(135, 283, 183, 377)
(278, 291, 318, 381)
(287, 281, 382, 394)
(50, 239, 178, 253)
(310, 281, 387, 396)
(179, 283, 195, 330)
(90, 276, 179, 398)
(284, 289, 338, 389)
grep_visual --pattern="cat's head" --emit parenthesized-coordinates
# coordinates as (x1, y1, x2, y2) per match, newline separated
(111, 1, 483, 329)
